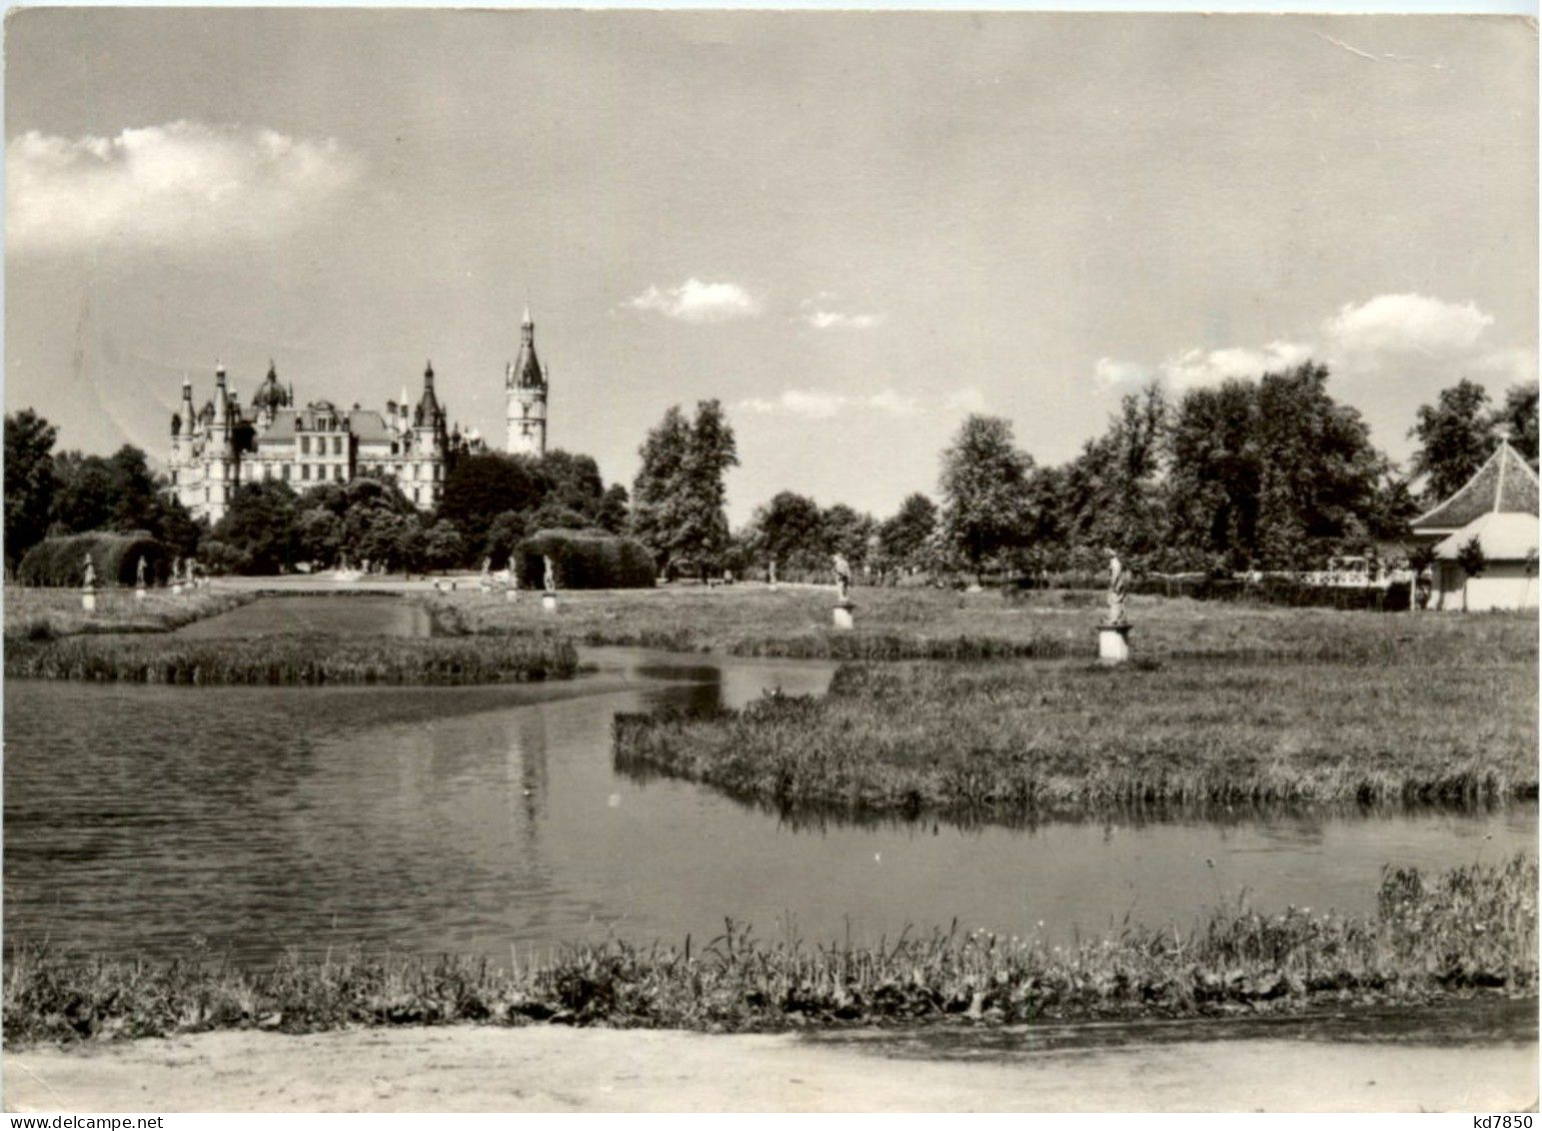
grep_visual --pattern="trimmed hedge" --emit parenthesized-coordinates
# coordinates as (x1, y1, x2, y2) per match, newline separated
(515, 528, 656, 590)
(16, 532, 170, 589)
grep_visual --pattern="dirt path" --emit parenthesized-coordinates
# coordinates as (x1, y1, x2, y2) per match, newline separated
(6, 1024, 1535, 1112)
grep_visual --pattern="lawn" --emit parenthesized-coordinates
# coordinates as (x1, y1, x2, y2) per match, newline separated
(434, 583, 1539, 664)
(3, 585, 253, 642)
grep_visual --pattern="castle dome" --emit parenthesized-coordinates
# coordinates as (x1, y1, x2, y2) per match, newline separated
(252, 362, 291, 412)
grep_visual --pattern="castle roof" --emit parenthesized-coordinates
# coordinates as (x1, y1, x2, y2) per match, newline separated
(1413, 441, 1539, 533)
(256, 406, 398, 445)
(414, 361, 443, 424)
(252, 362, 291, 412)
(510, 312, 545, 391)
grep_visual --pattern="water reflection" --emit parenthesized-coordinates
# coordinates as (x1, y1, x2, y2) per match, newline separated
(5, 645, 1535, 964)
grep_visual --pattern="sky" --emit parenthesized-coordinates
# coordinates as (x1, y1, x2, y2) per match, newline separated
(5, 10, 1537, 525)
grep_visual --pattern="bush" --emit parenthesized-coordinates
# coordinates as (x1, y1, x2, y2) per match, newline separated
(16, 532, 169, 589)
(515, 528, 656, 590)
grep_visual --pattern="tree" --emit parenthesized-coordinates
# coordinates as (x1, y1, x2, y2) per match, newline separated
(878, 493, 937, 575)
(1410, 380, 1498, 503)
(5, 409, 58, 569)
(421, 520, 466, 571)
(631, 401, 739, 574)
(1054, 384, 1168, 568)
(1455, 533, 1487, 612)
(295, 506, 343, 566)
(1495, 382, 1539, 462)
(823, 504, 875, 568)
(596, 483, 631, 535)
(50, 450, 117, 535)
(1165, 379, 1259, 572)
(630, 405, 691, 569)
(438, 453, 545, 558)
(1252, 363, 1381, 569)
(1163, 363, 1382, 571)
(538, 450, 605, 521)
(207, 482, 300, 574)
(938, 414, 1034, 579)
(482, 511, 528, 569)
(748, 491, 826, 574)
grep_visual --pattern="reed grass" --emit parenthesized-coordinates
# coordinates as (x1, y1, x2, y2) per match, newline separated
(614, 655, 1538, 819)
(437, 585, 1538, 665)
(5, 633, 578, 685)
(3, 586, 254, 643)
(5, 857, 1532, 1045)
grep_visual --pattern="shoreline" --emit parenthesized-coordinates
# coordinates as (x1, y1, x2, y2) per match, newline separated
(6, 1015, 1535, 1112)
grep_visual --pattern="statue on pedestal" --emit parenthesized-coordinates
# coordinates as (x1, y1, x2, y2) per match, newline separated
(543, 555, 556, 593)
(135, 556, 147, 588)
(82, 554, 96, 590)
(1105, 547, 1130, 627)
(832, 553, 852, 603)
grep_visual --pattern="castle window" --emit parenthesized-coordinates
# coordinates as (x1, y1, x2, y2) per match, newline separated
(333, 436, 343, 455)
(300, 436, 311, 455)
(282, 464, 291, 481)
(413, 487, 421, 504)
(334, 465, 344, 482)
(302, 464, 311, 481)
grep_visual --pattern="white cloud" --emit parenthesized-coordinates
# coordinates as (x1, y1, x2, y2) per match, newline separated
(737, 387, 922, 419)
(803, 308, 885, 330)
(945, 387, 987, 413)
(625, 278, 761, 323)
(1093, 357, 1155, 390)
(868, 389, 919, 416)
(8, 121, 361, 254)
(1324, 293, 1493, 358)
(1159, 340, 1315, 391)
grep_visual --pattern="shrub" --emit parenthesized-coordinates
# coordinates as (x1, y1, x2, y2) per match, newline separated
(515, 528, 656, 590)
(16, 532, 170, 589)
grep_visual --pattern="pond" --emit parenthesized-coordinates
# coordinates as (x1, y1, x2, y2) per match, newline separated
(4, 597, 1535, 962)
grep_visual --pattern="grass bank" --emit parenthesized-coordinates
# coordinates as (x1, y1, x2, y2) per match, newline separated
(5, 857, 1533, 1045)
(4, 586, 254, 643)
(5, 633, 578, 686)
(614, 656, 1537, 820)
(434, 585, 1538, 664)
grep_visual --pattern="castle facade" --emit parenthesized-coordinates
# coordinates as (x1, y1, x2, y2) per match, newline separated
(169, 314, 553, 524)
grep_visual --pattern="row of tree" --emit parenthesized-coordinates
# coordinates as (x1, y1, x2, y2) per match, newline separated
(706, 369, 1538, 581)
(6, 367, 1536, 582)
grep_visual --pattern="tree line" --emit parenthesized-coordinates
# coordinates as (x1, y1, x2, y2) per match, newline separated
(709, 367, 1537, 583)
(5, 366, 1535, 582)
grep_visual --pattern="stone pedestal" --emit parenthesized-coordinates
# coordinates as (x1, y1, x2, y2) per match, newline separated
(135, 587, 147, 602)
(832, 600, 855, 631)
(81, 589, 97, 613)
(542, 593, 558, 614)
(1098, 623, 1131, 665)
(172, 582, 183, 596)
(506, 588, 519, 602)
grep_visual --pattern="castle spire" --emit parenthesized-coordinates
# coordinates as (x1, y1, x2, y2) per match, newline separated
(507, 310, 548, 457)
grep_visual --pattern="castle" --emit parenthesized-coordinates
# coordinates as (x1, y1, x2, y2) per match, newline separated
(169, 312, 551, 523)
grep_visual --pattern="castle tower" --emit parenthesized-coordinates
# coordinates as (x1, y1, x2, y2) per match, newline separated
(206, 362, 239, 518)
(506, 308, 548, 457)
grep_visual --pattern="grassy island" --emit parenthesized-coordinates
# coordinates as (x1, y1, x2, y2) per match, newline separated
(614, 651, 1537, 820)
(5, 633, 578, 686)
(4, 857, 1532, 1044)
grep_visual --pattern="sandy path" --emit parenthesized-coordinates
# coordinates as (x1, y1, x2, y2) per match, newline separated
(5, 1025, 1535, 1112)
